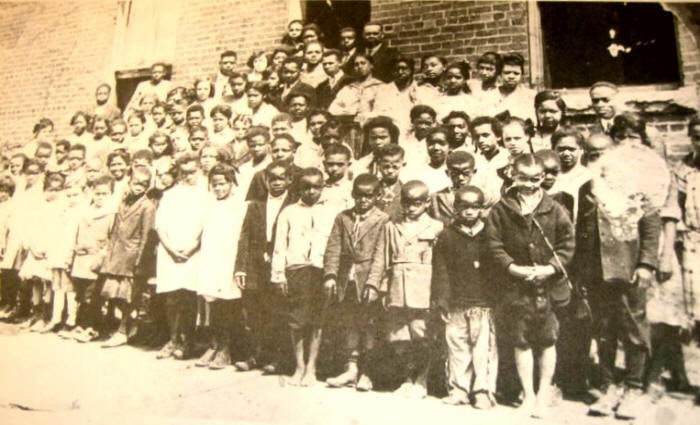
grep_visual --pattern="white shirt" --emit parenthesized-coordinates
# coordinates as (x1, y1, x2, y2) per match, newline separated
(413, 163, 451, 194)
(265, 191, 287, 242)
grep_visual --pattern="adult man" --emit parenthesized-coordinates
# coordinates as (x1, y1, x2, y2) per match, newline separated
(126, 62, 172, 114)
(214, 50, 237, 101)
(588, 81, 619, 135)
(329, 53, 383, 126)
(316, 49, 354, 110)
(274, 57, 317, 112)
(362, 23, 398, 83)
(339, 27, 361, 76)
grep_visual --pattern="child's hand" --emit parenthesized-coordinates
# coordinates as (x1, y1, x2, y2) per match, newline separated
(362, 286, 379, 304)
(531, 265, 556, 283)
(234, 274, 246, 290)
(508, 264, 534, 280)
(631, 266, 654, 288)
(324, 278, 337, 300)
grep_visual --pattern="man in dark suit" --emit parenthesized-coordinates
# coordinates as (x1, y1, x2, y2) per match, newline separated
(340, 26, 362, 76)
(212, 50, 237, 101)
(362, 22, 399, 83)
(235, 160, 296, 373)
(272, 57, 317, 112)
(317, 49, 354, 110)
(572, 180, 661, 419)
(588, 81, 618, 135)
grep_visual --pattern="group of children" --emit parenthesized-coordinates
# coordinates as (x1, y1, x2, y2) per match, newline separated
(0, 19, 698, 421)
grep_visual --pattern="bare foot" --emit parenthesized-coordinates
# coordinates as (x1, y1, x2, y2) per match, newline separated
(288, 367, 305, 386)
(300, 368, 317, 387)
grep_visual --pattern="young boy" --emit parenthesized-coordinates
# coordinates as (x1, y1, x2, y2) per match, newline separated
(442, 111, 473, 153)
(401, 105, 436, 172)
(65, 144, 87, 189)
(374, 144, 405, 220)
(365, 180, 444, 399)
(235, 160, 295, 373)
(236, 126, 272, 196)
(246, 133, 302, 202)
(324, 174, 390, 391)
(428, 151, 476, 225)
(432, 186, 497, 408)
(0, 177, 16, 317)
(486, 154, 575, 418)
(295, 109, 328, 169)
(319, 144, 353, 211)
(410, 126, 452, 194)
(186, 104, 206, 131)
(271, 167, 335, 386)
(534, 150, 574, 219)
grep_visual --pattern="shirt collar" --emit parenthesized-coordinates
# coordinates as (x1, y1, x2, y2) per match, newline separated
(267, 191, 286, 202)
(456, 221, 484, 237)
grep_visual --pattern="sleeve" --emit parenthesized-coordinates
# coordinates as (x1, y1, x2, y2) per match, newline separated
(365, 223, 389, 292)
(485, 205, 515, 272)
(430, 234, 449, 312)
(323, 214, 344, 280)
(270, 208, 290, 283)
(135, 201, 156, 274)
(234, 203, 252, 275)
(328, 86, 355, 116)
(637, 210, 662, 270)
(245, 171, 266, 202)
(660, 174, 681, 222)
(547, 204, 576, 274)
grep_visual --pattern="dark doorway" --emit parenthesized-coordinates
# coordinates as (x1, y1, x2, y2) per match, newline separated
(304, 0, 371, 49)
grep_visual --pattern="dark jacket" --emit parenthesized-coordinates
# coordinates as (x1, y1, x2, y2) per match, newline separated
(245, 162, 302, 202)
(235, 194, 294, 289)
(323, 207, 390, 302)
(486, 190, 575, 306)
(270, 80, 317, 112)
(376, 180, 403, 221)
(368, 43, 399, 83)
(316, 74, 354, 110)
(428, 188, 455, 225)
(571, 181, 661, 287)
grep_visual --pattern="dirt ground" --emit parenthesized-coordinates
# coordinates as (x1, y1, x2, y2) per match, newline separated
(0, 323, 698, 425)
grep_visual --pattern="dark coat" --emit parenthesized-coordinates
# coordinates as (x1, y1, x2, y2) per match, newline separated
(245, 163, 302, 202)
(270, 80, 317, 112)
(428, 188, 454, 225)
(376, 180, 403, 221)
(486, 191, 575, 306)
(368, 43, 399, 83)
(101, 194, 156, 277)
(316, 74, 354, 110)
(234, 194, 294, 289)
(571, 181, 661, 287)
(323, 207, 390, 302)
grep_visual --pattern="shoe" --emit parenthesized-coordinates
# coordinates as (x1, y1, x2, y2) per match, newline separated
(234, 358, 257, 372)
(209, 348, 231, 370)
(326, 368, 358, 388)
(17, 316, 34, 329)
(101, 332, 128, 348)
(156, 341, 176, 359)
(442, 393, 468, 405)
(394, 382, 415, 397)
(39, 321, 60, 334)
(355, 374, 373, 392)
(262, 363, 278, 375)
(473, 392, 494, 410)
(58, 326, 78, 339)
(588, 386, 620, 417)
(75, 327, 99, 343)
(172, 341, 191, 360)
(195, 348, 217, 367)
(29, 319, 47, 332)
(615, 387, 649, 420)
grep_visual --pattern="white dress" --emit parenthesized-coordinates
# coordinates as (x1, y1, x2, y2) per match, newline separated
(155, 184, 206, 294)
(197, 194, 246, 300)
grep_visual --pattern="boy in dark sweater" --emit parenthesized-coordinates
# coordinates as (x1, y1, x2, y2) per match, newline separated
(432, 186, 497, 409)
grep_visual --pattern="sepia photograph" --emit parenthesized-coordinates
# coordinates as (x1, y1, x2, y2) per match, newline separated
(0, 0, 699, 424)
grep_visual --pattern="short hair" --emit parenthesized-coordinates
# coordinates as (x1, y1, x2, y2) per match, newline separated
(375, 144, 405, 161)
(454, 185, 485, 206)
(189, 125, 208, 137)
(363, 21, 383, 32)
(44, 172, 66, 191)
(148, 131, 174, 155)
(443, 110, 470, 125)
(70, 111, 90, 126)
(151, 61, 167, 71)
(287, 91, 311, 105)
(610, 112, 650, 147)
(322, 49, 343, 62)
(298, 166, 324, 183)
(69, 143, 87, 156)
(96, 82, 112, 93)
(426, 125, 451, 144)
(410, 104, 437, 122)
(307, 108, 329, 123)
(107, 150, 131, 167)
(470, 116, 503, 138)
(551, 126, 584, 148)
(271, 133, 299, 149)
(210, 104, 233, 119)
(92, 116, 111, 134)
(228, 71, 247, 84)
(0, 175, 16, 196)
(502, 116, 534, 138)
(320, 118, 342, 136)
(421, 54, 447, 68)
(512, 153, 544, 173)
(266, 159, 292, 176)
(232, 114, 252, 127)
(282, 56, 303, 69)
(208, 163, 237, 184)
(92, 174, 115, 192)
(23, 158, 41, 173)
(166, 86, 192, 103)
(401, 180, 429, 200)
(534, 90, 567, 115)
(272, 113, 293, 126)
(501, 53, 525, 73)
(589, 81, 618, 94)
(394, 56, 416, 72)
(36, 141, 52, 153)
(132, 149, 154, 164)
(354, 52, 374, 65)
(340, 26, 357, 35)
(534, 149, 561, 165)
(477, 51, 503, 73)
(245, 80, 268, 95)
(151, 101, 167, 113)
(245, 125, 271, 142)
(304, 41, 324, 53)
(362, 116, 400, 145)
(32, 118, 54, 135)
(323, 143, 352, 160)
(220, 50, 237, 60)
(689, 114, 700, 135)
(445, 61, 470, 78)
(176, 151, 199, 169)
(353, 173, 380, 194)
(302, 23, 323, 38)
(288, 19, 303, 29)
(445, 151, 475, 169)
(186, 104, 205, 116)
(127, 111, 146, 124)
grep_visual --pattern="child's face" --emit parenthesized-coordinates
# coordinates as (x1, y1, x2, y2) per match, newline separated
(266, 166, 291, 197)
(210, 174, 232, 200)
(200, 147, 217, 172)
(151, 65, 166, 82)
(503, 123, 529, 157)
(272, 52, 287, 68)
(394, 60, 413, 84)
(308, 114, 327, 138)
(180, 161, 200, 185)
(266, 71, 281, 88)
(583, 134, 612, 164)
(85, 160, 102, 183)
(300, 174, 323, 206)
(477, 62, 497, 82)
(690, 124, 700, 157)
(368, 127, 392, 152)
(305, 43, 323, 65)
(352, 184, 378, 215)
(44, 184, 62, 202)
(247, 135, 269, 160)
(401, 186, 429, 220)
(92, 183, 111, 208)
(590, 86, 617, 119)
(541, 158, 560, 191)
(195, 81, 211, 101)
(321, 129, 342, 151)
(187, 111, 204, 128)
(129, 173, 150, 197)
(219, 55, 236, 76)
(68, 150, 85, 171)
(170, 106, 185, 125)
(140, 96, 156, 114)
(378, 154, 403, 184)
(512, 163, 544, 196)
(24, 165, 41, 187)
(212, 113, 228, 132)
(322, 54, 341, 77)
(233, 120, 250, 141)
(443, 67, 466, 94)
(271, 121, 291, 137)
(128, 117, 144, 136)
(230, 77, 246, 97)
(150, 136, 169, 156)
(111, 124, 126, 144)
(454, 191, 482, 226)
(93, 120, 109, 139)
(189, 130, 207, 151)
(554, 136, 581, 172)
(246, 88, 264, 110)
(447, 117, 468, 145)
(152, 107, 166, 126)
(413, 113, 435, 140)
(473, 123, 499, 154)
(9, 157, 24, 175)
(253, 55, 268, 73)
(447, 162, 474, 189)
(500, 64, 523, 88)
(288, 22, 303, 39)
(270, 139, 295, 162)
(422, 57, 445, 81)
(36, 126, 54, 143)
(108, 156, 128, 180)
(288, 96, 309, 121)
(155, 168, 175, 191)
(323, 153, 349, 182)
(536, 100, 563, 132)
(96, 86, 110, 104)
(281, 63, 301, 85)
(34, 147, 52, 168)
(65, 185, 84, 208)
(73, 115, 88, 134)
(427, 133, 449, 165)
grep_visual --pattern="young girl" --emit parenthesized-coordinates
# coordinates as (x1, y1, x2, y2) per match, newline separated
(433, 62, 477, 122)
(125, 112, 150, 154)
(151, 101, 172, 132)
(149, 130, 175, 170)
(196, 164, 246, 369)
(247, 51, 269, 83)
(236, 126, 271, 197)
(246, 81, 279, 129)
(71, 175, 116, 342)
(301, 41, 327, 88)
(209, 105, 235, 148)
(415, 54, 446, 106)
(194, 77, 216, 125)
(198, 144, 218, 188)
(270, 48, 290, 71)
(67, 111, 92, 147)
(86, 116, 113, 164)
(229, 115, 252, 166)
(8, 153, 27, 194)
(22, 118, 55, 157)
(139, 94, 159, 134)
(281, 19, 304, 53)
(107, 150, 131, 205)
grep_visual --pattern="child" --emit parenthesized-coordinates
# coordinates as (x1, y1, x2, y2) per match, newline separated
(534, 150, 574, 219)
(7, 153, 27, 194)
(33, 142, 53, 172)
(433, 62, 477, 122)
(187, 125, 208, 154)
(198, 144, 218, 181)
(468, 51, 501, 96)
(131, 149, 154, 171)
(86, 116, 114, 165)
(229, 115, 252, 166)
(319, 144, 353, 211)
(271, 167, 335, 386)
(109, 121, 127, 149)
(154, 153, 206, 360)
(432, 186, 497, 408)
(148, 131, 175, 168)
(209, 105, 235, 147)
(236, 126, 271, 196)
(401, 105, 436, 172)
(550, 127, 592, 205)
(71, 175, 115, 342)
(168, 100, 190, 155)
(186, 104, 207, 131)
(67, 111, 92, 147)
(374, 144, 405, 220)
(491, 53, 536, 122)
(106, 150, 131, 204)
(324, 174, 390, 391)
(300, 41, 327, 88)
(65, 144, 87, 189)
(443, 111, 474, 153)
(151, 101, 172, 131)
(0, 177, 16, 316)
(234, 160, 295, 373)
(282, 20, 304, 54)
(271, 112, 294, 138)
(486, 154, 575, 418)
(246, 133, 302, 202)
(246, 50, 268, 83)
(99, 166, 155, 348)
(498, 117, 534, 191)
(125, 112, 149, 153)
(351, 116, 401, 178)
(429, 151, 477, 224)
(197, 164, 246, 369)
(365, 180, 444, 399)
(410, 126, 452, 194)
(247, 81, 279, 129)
